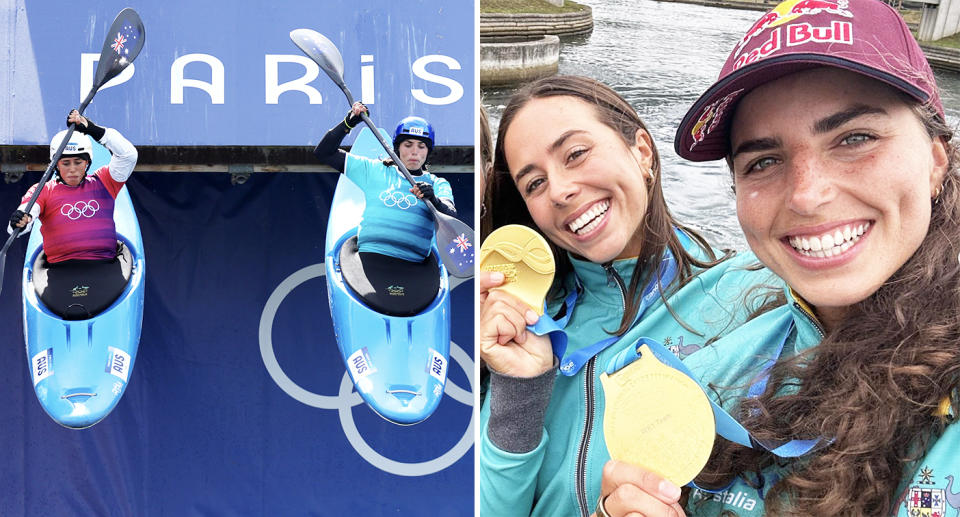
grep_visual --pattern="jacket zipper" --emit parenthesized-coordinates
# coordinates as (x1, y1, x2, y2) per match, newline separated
(793, 301, 825, 338)
(575, 263, 628, 516)
(575, 357, 596, 517)
(603, 262, 627, 312)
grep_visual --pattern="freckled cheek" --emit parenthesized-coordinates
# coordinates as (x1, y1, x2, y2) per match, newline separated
(735, 189, 770, 238)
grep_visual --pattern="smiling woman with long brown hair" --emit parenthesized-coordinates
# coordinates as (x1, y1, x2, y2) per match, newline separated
(477, 75, 778, 517)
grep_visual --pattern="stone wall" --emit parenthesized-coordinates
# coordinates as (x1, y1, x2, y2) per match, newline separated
(919, 0, 960, 41)
(480, 35, 561, 87)
(480, 8, 593, 40)
(920, 44, 960, 72)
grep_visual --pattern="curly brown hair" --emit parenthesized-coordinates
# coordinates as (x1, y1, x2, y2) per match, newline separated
(695, 102, 960, 515)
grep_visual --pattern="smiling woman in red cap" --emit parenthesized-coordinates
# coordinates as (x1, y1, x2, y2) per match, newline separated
(594, 0, 960, 515)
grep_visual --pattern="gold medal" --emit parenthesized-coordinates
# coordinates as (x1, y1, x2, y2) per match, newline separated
(478, 225, 555, 315)
(600, 344, 716, 486)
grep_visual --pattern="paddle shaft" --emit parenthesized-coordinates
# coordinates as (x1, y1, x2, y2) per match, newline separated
(10, 88, 97, 236)
(329, 79, 442, 218)
(317, 47, 473, 278)
(0, 88, 96, 295)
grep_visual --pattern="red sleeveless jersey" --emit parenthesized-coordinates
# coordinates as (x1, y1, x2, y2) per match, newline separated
(22, 167, 124, 262)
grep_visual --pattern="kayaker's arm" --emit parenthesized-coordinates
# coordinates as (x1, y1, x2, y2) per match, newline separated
(485, 364, 557, 453)
(479, 363, 557, 515)
(435, 199, 457, 217)
(411, 182, 458, 217)
(100, 127, 138, 183)
(7, 185, 42, 235)
(68, 111, 138, 183)
(8, 207, 37, 235)
(314, 103, 367, 173)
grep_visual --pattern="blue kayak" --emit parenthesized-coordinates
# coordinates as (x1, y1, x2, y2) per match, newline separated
(22, 186, 145, 429)
(324, 127, 451, 425)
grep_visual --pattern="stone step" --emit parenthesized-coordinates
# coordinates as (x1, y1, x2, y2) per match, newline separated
(920, 44, 960, 72)
(480, 9, 593, 39)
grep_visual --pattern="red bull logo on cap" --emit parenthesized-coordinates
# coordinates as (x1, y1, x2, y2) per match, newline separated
(734, 20, 853, 70)
(689, 89, 743, 149)
(734, 0, 852, 58)
(690, 105, 716, 146)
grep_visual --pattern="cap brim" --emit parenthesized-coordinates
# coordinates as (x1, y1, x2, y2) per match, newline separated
(674, 54, 934, 162)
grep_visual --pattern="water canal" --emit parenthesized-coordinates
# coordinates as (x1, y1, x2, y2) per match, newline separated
(482, 0, 960, 249)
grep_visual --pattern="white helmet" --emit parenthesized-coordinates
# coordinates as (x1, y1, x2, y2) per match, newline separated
(49, 130, 93, 164)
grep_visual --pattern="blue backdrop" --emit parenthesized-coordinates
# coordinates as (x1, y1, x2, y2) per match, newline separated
(0, 170, 475, 515)
(1, 0, 475, 146)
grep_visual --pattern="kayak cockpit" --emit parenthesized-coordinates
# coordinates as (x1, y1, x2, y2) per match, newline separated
(31, 241, 133, 320)
(339, 235, 440, 316)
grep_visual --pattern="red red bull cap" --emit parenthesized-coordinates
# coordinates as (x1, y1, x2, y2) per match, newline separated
(675, 0, 943, 161)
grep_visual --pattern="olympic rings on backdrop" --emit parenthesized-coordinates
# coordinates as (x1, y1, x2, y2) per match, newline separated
(379, 190, 418, 209)
(258, 264, 474, 477)
(60, 200, 100, 220)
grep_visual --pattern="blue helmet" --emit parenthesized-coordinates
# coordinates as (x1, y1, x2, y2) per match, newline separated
(393, 116, 435, 154)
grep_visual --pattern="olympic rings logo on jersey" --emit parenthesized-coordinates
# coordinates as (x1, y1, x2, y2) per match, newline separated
(379, 190, 418, 210)
(60, 200, 101, 220)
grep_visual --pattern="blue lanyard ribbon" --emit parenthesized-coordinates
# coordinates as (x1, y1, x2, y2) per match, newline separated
(528, 229, 687, 376)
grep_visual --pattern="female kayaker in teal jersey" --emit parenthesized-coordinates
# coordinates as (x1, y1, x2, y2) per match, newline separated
(313, 102, 456, 264)
(477, 75, 779, 517)
(595, 0, 960, 516)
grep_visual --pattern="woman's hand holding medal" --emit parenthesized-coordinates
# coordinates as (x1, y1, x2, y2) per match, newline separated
(594, 460, 685, 517)
(478, 271, 554, 378)
(478, 225, 556, 378)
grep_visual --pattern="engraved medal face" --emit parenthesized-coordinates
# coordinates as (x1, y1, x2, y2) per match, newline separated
(600, 344, 716, 486)
(478, 224, 555, 315)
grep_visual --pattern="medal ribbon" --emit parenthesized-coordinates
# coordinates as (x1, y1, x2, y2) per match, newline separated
(528, 229, 688, 376)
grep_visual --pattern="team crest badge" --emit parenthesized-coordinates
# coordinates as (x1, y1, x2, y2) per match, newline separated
(907, 486, 947, 516)
(901, 467, 960, 517)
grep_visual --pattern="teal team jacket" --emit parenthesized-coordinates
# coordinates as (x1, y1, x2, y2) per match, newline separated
(479, 237, 778, 517)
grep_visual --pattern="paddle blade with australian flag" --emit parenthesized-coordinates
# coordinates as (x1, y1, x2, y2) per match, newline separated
(445, 228, 474, 278)
(94, 8, 145, 88)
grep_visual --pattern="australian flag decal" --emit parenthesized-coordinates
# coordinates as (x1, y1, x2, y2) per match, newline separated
(448, 233, 474, 275)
